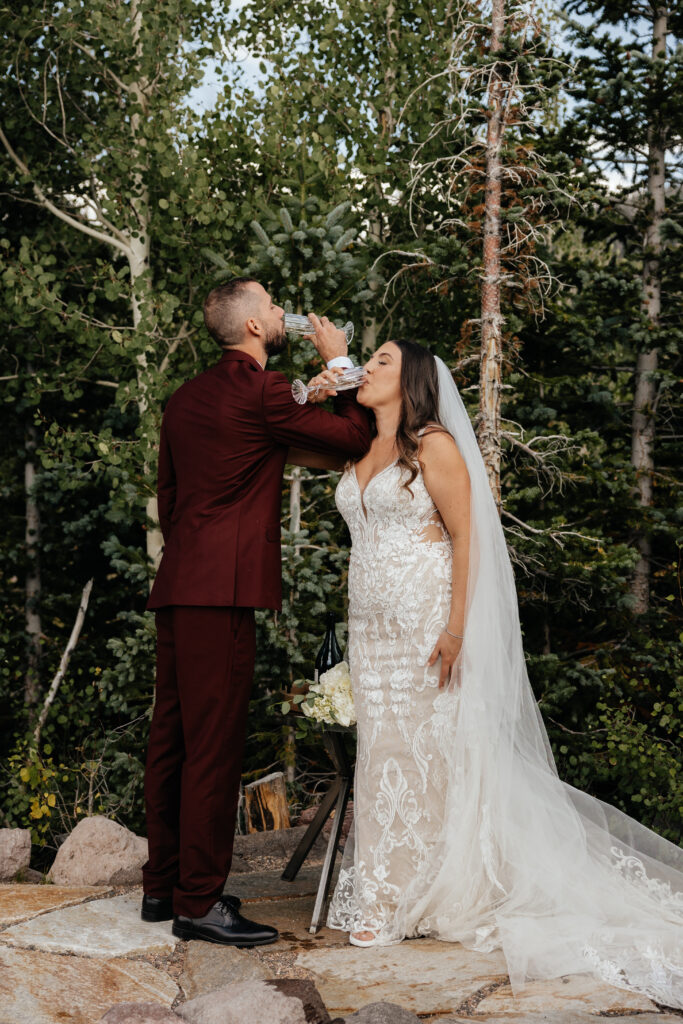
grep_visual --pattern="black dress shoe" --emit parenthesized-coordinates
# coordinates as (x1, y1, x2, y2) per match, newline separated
(172, 895, 278, 947)
(141, 894, 173, 922)
(142, 892, 241, 922)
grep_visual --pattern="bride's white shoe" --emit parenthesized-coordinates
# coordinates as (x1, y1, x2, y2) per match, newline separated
(349, 929, 378, 947)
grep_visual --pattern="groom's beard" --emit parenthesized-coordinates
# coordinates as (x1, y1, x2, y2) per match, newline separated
(264, 324, 287, 357)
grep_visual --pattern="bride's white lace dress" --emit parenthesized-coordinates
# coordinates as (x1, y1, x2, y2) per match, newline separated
(327, 457, 683, 1009)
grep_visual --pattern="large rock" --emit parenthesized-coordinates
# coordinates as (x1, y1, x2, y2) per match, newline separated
(100, 1004, 180, 1023)
(177, 979, 331, 1024)
(0, 828, 31, 882)
(265, 979, 332, 1024)
(48, 815, 148, 885)
(342, 1004, 421, 1024)
(176, 981, 304, 1024)
(179, 941, 274, 999)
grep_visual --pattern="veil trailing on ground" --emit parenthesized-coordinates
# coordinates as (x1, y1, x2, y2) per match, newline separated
(389, 356, 683, 1006)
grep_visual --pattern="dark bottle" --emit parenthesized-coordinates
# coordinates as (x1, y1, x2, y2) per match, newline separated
(314, 612, 343, 682)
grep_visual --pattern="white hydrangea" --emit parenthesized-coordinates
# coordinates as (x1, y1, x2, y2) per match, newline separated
(301, 660, 356, 728)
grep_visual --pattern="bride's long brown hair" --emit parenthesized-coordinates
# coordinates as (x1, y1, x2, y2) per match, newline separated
(364, 339, 450, 493)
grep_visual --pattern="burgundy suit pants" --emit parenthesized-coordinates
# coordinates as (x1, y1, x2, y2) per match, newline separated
(142, 606, 256, 917)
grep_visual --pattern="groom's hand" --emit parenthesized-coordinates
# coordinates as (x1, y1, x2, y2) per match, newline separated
(305, 312, 348, 363)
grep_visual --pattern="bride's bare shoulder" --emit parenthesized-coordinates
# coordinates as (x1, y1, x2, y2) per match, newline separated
(418, 424, 462, 462)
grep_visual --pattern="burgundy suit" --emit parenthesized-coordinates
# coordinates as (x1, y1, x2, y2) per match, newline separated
(142, 349, 370, 916)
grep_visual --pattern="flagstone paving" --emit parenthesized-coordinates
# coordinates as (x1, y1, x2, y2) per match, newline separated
(0, 883, 112, 926)
(295, 942, 510, 1016)
(0, 878, 680, 1024)
(0, 892, 177, 958)
(246, 895, 350, 950)
(475, 974, 655, 1016)
(0, 945, 178, 1024)
(442, 1017, 678, 1024)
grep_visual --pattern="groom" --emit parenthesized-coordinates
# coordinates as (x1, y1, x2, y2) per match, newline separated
(142, 278, 370, 946)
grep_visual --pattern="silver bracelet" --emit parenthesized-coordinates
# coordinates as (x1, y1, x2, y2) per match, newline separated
(445, 627, 464, 640)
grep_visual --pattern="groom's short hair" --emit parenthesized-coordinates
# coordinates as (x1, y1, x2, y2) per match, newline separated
(204, 277, 260, 349)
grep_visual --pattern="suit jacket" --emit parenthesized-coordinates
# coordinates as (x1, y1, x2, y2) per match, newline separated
(147, 349, 371, 611)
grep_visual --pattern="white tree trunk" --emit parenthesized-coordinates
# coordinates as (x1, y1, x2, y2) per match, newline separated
(32, 579, 94, 749)
(129, 0, 164, 574)
(361, 3, 397, 360)
(361, 215, 382, 358)
(25, 416, 41, 710)
(289, 466, 302, 539)
(630, 6, 667, 615)
(382, 0, 398, 135)
(477, 0, 505, 513)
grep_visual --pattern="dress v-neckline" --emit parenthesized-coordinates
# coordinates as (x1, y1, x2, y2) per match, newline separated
(352, 459, 399, 504)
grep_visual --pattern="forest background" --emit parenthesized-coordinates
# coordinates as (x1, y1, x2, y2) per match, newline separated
(1, 0, 681, 858)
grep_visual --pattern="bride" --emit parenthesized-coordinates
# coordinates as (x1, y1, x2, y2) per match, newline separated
(305, 339, 683, 1009)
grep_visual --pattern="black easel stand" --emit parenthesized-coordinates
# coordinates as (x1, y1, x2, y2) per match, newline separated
(281, 727, 353, 933)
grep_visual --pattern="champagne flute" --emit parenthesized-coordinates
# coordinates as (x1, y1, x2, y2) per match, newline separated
(283, 312, 354, 343)
(291, 366, 366, 405)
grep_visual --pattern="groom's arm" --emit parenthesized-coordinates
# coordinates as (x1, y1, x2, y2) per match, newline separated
(286, 448, 347, 471)
(262, 372, 371, 458)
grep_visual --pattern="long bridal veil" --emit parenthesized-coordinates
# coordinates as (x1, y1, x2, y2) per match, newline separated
(391, 357, 682, 1006)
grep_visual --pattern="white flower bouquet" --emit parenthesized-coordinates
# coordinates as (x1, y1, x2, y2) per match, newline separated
(304, 661, 356, 727)
(281, 661, 356, 729)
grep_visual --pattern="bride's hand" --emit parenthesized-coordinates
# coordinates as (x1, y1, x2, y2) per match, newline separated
(428, 631, 463, 689)
(306, 367, 344, 404)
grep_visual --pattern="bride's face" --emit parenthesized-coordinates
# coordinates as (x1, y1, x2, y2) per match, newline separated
(358, 342, 402, 409)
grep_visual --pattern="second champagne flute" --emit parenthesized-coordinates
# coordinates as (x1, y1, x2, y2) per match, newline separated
(291, 366, 366, 405)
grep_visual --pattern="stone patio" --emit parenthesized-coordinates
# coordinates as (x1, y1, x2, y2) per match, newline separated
(0, 867, 680, 1024)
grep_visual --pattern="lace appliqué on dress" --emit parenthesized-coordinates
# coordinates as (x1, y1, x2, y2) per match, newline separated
(610, 846, 683, 910)
(327, 461, 455, 942)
